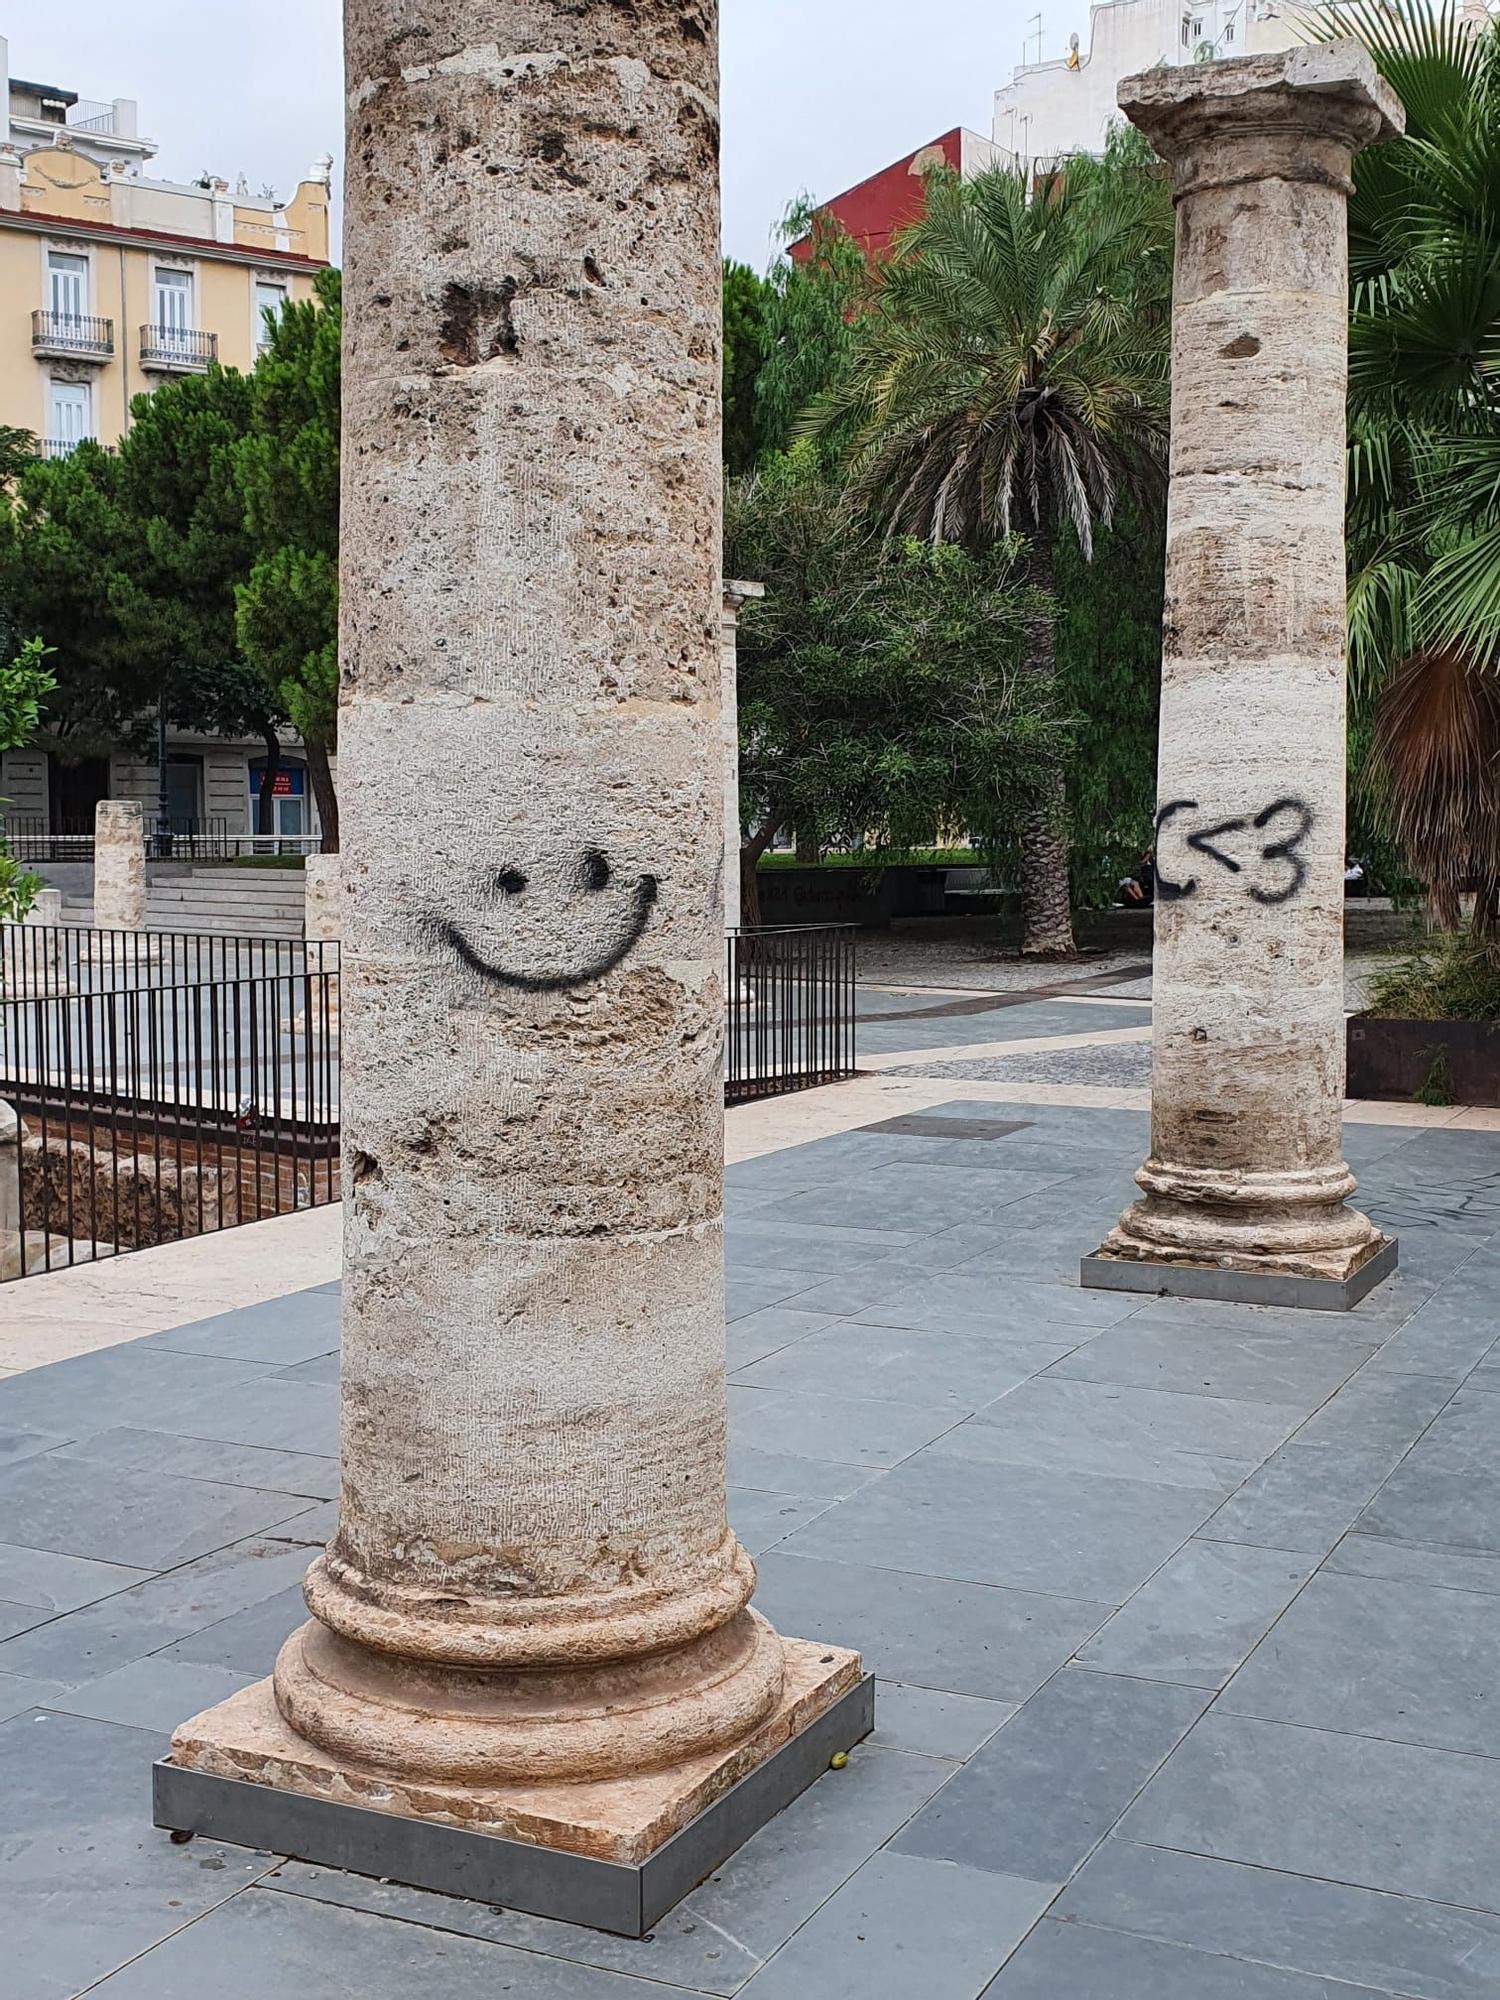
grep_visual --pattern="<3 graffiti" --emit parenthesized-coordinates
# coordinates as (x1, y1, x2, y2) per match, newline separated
(1154, 797, 1316, 906)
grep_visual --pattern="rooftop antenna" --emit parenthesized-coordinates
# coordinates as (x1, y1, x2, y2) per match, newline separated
(1026, 11, 1044, 64)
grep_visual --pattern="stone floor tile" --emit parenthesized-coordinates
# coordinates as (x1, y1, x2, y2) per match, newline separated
(728, 1486, 838, 1556)
(782, 1452, 1218, 1603)
(892, 1669, 1212, 1883)
(0, 1539, 153, 1613)
(729, 1383, 963, 1465)
(1075, 1541, 1317, 1688)
(86, 1884, 681, 1998)
(738, 1850, 1056, 1999)
(726, 1219, 928, 1277)
(0, 1602, 54, 1643)
(726, 1267, 825, 1322)
(1325, 1531, 1500, 1595)
(0, 1346, 277, 1439)
(752, 1552, 1110, 1703)
(0, 1453, 319, 1570)
(726, 1306, 842, 1373)
(50, 1427, 338, 1499)
(140, 1287, 341, 1367)
(1356, 1395, 1500, 1553)
(1055, 1836, 1500, 2000)
(273, 1352, 341, 1384)
(0, 1538, 318, 1684)
(0, 1428, 70, 1470)
(734, 1324, 1071, 1417)
(981, 1918, 1391, 1998)
(141, 1373, 339, 1458)
(1220, 1567, 1500, 1757)
(42, 1655, 256, 1733)
(851, 1270, 1141, 1334)
(725, 1444, 877, 1503)
(1046, 1323, 1375, 1407)
(0, 1670, 68, 1724)
(869, 1681, 1017, 1761)
(1370, 1296, 1500, 1380)
(1202, 1444, 1399, 1558)
(0, 1710, 275, 2000)
(751, 1170, 1071, 1237)
(1119, 1710, 1500, 1912)
(160, 1582, 309, 1675)
(1292, 1369, 1456, 1450)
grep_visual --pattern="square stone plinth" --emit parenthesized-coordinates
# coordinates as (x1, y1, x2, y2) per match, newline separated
(154, 1639, 871, 1937)
(1081, 1236, 1400, 1312)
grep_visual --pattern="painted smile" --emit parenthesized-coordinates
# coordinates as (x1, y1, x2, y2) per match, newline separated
(434, 849, 659, 994)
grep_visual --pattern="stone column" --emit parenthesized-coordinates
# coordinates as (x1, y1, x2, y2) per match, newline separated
(302, 853, 341, 943)
(0, 1100, 19, 1283)
(162, 0, 864, 1918)
(1088, 47, 1403, 1310)
(721, 581, 763, 934)
(92, 800, 146, 932)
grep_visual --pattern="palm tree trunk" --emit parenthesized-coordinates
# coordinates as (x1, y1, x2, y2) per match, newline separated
(1018, 539, 1076, 958)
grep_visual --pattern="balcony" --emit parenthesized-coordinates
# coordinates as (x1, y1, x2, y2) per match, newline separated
(139, 325, 217, 373)
(40, 437, 111, 460)
(31, 310, 115, 362)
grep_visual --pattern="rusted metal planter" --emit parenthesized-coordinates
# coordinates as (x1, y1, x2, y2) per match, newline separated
(1347, 1015, 1500, 1107)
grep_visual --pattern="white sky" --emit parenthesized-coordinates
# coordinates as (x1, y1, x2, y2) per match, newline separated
(4, 1, 1077, 268)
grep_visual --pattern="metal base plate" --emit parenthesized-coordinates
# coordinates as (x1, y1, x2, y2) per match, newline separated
(1080, 1236, 1400, 1313)
(153, 1674, 875, 1938)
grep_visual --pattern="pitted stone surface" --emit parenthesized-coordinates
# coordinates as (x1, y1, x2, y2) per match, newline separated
(93, 800, 147, 934)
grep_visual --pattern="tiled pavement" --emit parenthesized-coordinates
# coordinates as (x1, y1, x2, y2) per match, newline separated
(2, 1096, 1500, 1996)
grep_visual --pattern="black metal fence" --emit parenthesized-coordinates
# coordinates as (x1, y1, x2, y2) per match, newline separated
(2, 928, 339, 1281)
(2, 816, 240, 864)
(726, 925, 858, 1104)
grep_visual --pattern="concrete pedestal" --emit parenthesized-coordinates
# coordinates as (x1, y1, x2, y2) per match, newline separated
(93, 799, 147, 932)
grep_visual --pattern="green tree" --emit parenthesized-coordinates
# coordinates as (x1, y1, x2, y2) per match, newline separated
(820, 141, 1172, 955)
(723, 259, 770, 473)
(235, 267, 341, 848)
(755, 202, 868, 463)
(725, 447, 1066, 926)
(0, 637, 57, 920)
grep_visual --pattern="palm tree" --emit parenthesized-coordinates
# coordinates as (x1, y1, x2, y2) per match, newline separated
(817, 139, 1171, 956)
(1320, 0, 1500, 939)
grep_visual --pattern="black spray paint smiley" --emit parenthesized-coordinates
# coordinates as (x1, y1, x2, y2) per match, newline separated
(434, 848, 660, 993)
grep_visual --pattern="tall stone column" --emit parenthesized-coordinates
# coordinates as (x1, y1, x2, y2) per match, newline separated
(1086, 47, 1403, 1311)
(160, 0, 866, 1928)
(92, 800, 146, 932)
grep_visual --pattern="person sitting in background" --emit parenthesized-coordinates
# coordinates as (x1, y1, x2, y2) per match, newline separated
(1120, 847, 1155, 906)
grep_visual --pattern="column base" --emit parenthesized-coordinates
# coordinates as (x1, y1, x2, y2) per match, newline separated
(155, 1640, 870, 1938)
(1081, 1234, 1399, 1312)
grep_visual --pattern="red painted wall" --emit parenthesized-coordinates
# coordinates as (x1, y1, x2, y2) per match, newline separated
(789, 129, 965, 264)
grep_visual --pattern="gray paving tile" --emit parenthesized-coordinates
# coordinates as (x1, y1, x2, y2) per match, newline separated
(86, 1883, 672, 1998)
(1058, 1836, 1500, 2000)
(159, 1583, 308, 1675)
(1326, 1531, 1500, 1596)
(755, 1171, 1070, 1236)
(766, 1230, 1028, 1315)
(932, 1376, 1301, 1492)
(783, 1452, 1218, 1603)
(0, 1452, 317, 1569)
(43, 1656, 255, 1733)
(145, 1373, 339, 1457)
(726, 1267, 824, 1321)
(730, 1384, 960, 1467)
(728, 1486, 838, 1556)
(51, 1427, 338, 1499)
(0, 1428, 69, 1469)
(732, 1323, 1076, 1416)
(273, 1352, 340, 1384)
(726, 1444, 877, 1503)
(0, 1670, 67, 1723)
(0, 1601, 52, 1642)
(1221, 1567, 1500, 1757)
(1357, 1394, 1500, 1553)
(753, 1552, 1110, 1703)
(267, 1742, 954, 1996)
(1120, 1710, 1500, 1913)
(726, 1306, 842, 1372)
(1371, 1295, 1499, 1379)
(894, 1668, 1211, 1883)
(0, 1537, 316, 1683)
(740, 1850, 1055, 1999)
(727, 1218, 928, 1276)
(0, 1346, 275, 1437)
(1075, 1541, 1317, 1688)
(0, 1540, 153, 1613)
(1202, 1444, 1399, 1558)
(142, 1287, 340, 1366)
(869, 1681, 1017, 1761)
(263, 1497, 338, 1544)
(0, 1710, 273, 2000)
(852, 1270, 1141, 1334)
(982, 1918, 1391, 1998)
(1046, 1321, 1375, 1407)
(1293, 1368, 1456, 1450)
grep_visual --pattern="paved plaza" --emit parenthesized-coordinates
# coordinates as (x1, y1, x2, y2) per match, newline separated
(2, 979, 1499, 1997)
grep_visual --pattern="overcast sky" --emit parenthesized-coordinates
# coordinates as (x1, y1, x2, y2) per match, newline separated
(5, 1, 1076, 267)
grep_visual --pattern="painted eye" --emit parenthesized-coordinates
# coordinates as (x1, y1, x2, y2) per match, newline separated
(496, 868, 528, 896)
(579, 849, 611, 893)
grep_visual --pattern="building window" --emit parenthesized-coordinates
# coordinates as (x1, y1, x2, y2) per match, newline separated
(254, 280, 287, 355)
(1181, 13, 1204, 42)
(153, 266, 194, 336)
(249, 760, 310, 839)
(48, 250, 89, 323)
(46, 379, 92, 457)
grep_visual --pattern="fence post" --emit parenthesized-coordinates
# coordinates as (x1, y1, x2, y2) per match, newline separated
(93, 799, 147, 932)
(0, 1100, 19, 1280)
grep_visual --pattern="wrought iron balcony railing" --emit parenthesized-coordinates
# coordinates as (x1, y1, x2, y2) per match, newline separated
(39, 436, 109, 460)
(32, 309, 114, 360)
(139, 324, 217, 371)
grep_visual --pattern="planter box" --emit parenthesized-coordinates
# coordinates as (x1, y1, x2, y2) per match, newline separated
(1347, 1015, 1500, 1107)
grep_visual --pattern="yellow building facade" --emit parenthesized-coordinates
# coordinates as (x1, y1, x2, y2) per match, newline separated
(0, 60, 330, 454)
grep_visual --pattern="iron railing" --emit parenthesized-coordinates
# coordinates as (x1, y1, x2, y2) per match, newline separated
(3, 816, 236, 863)
(725, 925, 858, 1104)
(32, 309, 114, 358)
(2, 929, 339, 1279)
(139, 325, 217, 371)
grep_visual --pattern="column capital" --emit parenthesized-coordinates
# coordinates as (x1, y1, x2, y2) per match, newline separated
(1120, 44, 1404, 198)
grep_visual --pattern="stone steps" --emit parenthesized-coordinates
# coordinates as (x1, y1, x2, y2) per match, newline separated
(64, 868, 308, 939)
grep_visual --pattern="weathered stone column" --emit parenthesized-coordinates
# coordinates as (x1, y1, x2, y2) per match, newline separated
(160, 0, 865, 1923)
(1087, 47, 1403, 1310)
(721, 581, 763, 934)
(302, 853, 341, 943)
(92, 800, 146, 932)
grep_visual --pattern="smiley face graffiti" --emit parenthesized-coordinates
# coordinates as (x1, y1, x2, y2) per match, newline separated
(431, 847, 660, 994)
